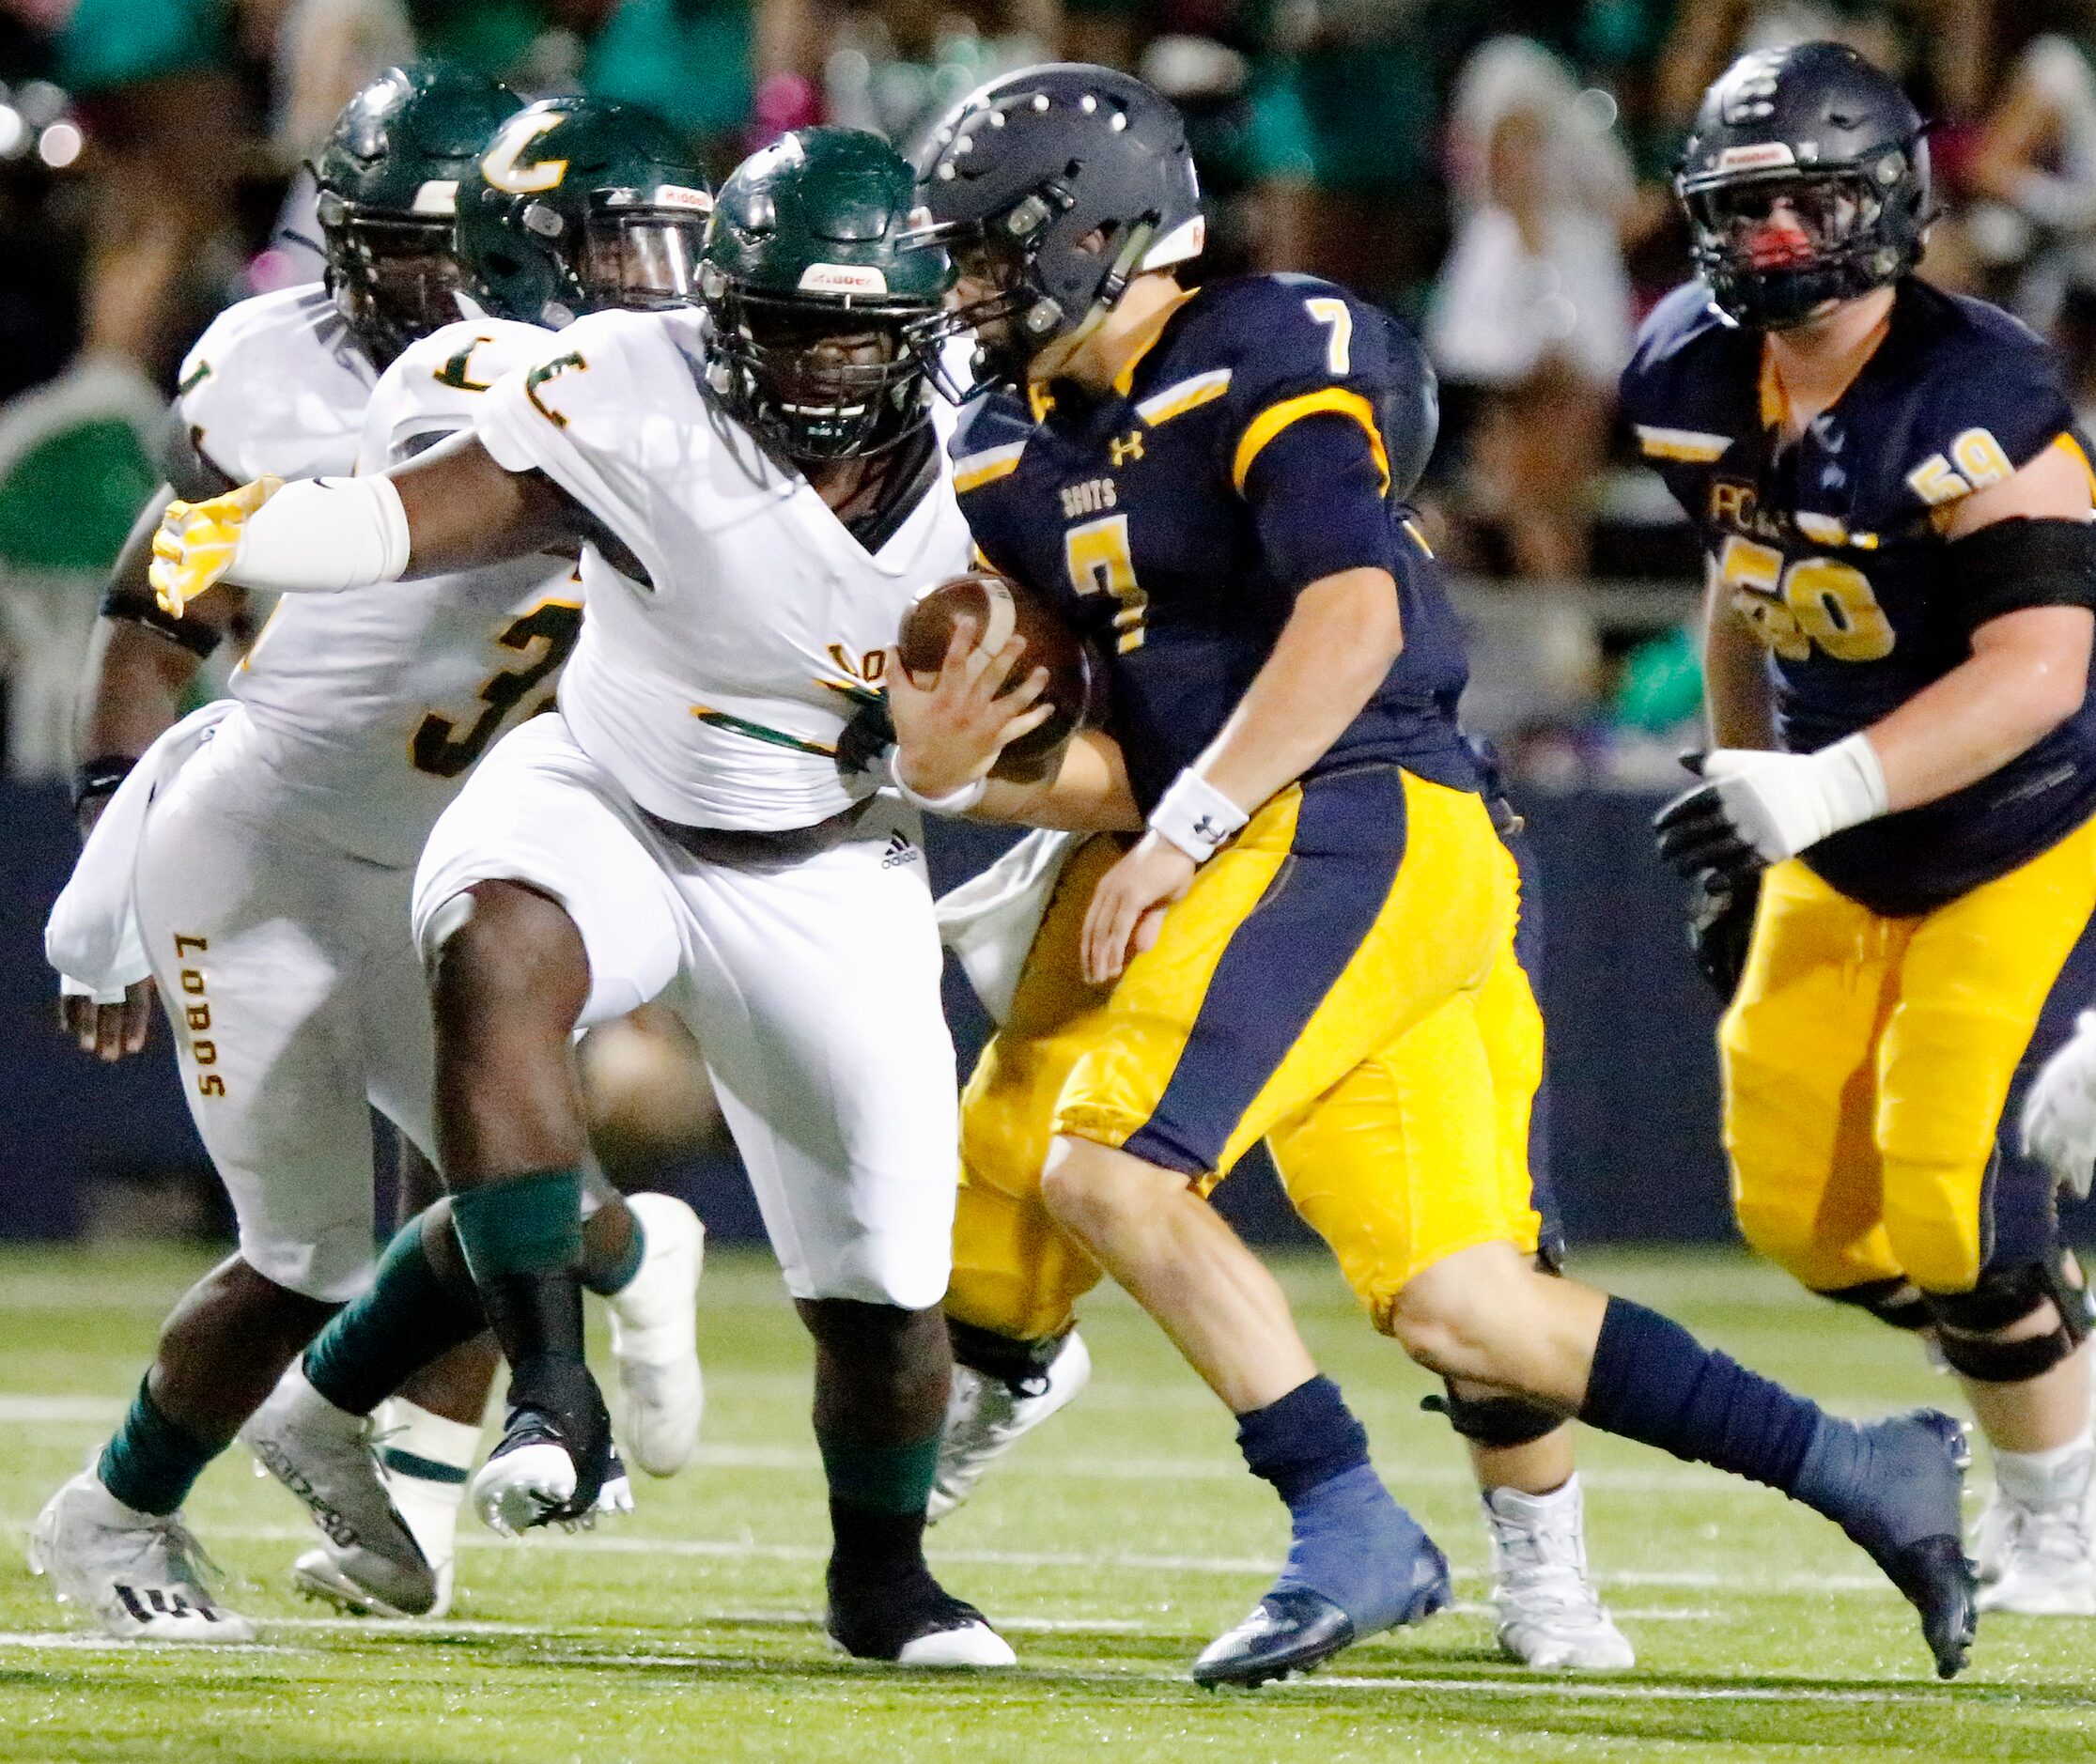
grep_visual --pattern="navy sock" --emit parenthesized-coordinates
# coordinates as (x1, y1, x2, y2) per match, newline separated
(99, 1377, 217, 1517)
(1578, 1297, 1820, 1493)
(1235, 1375, 1371, 1500)
(1236, 1377, 1443, 1632)
(304, 1217, 486, 1417)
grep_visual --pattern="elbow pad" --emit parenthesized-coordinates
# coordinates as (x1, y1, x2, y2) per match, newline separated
(1948, 517, 2096, 635)
(228, 476, 412, 592)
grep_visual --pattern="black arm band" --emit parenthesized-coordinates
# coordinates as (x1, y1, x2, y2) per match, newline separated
(1947, 517, 2096, 634)
(100, 585, 225, 658)
(73, 754, 137, 812)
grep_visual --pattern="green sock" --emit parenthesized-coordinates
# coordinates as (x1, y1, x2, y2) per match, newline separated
(303, 1215, 485, 1416)
(98, 1377, 217, 1517)
(450, 1169, 584, 1285)
(816, 1430, 944, 1516)
(582, 1209, 645, 1298)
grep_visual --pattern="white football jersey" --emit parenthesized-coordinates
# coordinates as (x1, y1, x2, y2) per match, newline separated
(225, 317, 583, 866)
(176, 285, 376, 485)
(475, 305, 972, 831)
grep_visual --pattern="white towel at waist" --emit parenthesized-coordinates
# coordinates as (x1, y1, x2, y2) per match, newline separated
(47, 699, 238, 999)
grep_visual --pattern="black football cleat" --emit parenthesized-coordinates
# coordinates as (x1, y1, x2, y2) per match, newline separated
(827, 1571, 1017, 1667)
(1192, 1546, 1452, 1689)
(1192, 1587, 1358, 1688)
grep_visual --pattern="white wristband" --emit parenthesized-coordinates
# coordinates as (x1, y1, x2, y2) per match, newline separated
(1701, 733, 1889, 862)
(1149, 768, 1249, 864)
(886, 747, 987, 815)
(228, 475, 411, 591)
(1802, 732, 1889, 835)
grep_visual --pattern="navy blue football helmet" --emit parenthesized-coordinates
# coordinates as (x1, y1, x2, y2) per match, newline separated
(1677, 41, 1930, 330)
(914, 64, 1203, 389)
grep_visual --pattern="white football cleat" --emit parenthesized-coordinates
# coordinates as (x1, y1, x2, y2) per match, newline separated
(240, 1366, 436, 1618)
(471, 1433, 578, 1540)
(929, 1330, 1091, 1521)
(605, 1193, 705, 1477)
(1974, 1437, 2096, 1616)
(1483, 1477, 1635, 1670)
(28, 1471, 255, 1643)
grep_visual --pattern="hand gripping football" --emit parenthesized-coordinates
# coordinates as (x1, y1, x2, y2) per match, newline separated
(897, 572, 1108, 780)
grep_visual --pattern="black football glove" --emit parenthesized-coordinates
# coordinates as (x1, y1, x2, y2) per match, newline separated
(834, 692, 895, 777)
(1654, 773, 1763, 887)
(1687, 867, 1762, 1003)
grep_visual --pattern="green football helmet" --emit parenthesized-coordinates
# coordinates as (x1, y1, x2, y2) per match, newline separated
(456, 98, 712, 329)
(314, 62, 520, 366)
(700, 128, 953, 463)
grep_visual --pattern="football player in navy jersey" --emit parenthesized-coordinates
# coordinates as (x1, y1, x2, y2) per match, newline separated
(890, 62, 1980, 1683)
(1637, 41, 2096, 1616)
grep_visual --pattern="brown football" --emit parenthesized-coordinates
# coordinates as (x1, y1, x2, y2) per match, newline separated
(897, 572, 1108, 780)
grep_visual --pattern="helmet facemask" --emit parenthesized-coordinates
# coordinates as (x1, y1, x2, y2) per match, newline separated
(493, 193, 709, 325)
(1682, 147, 1926, 330)
(931, 203, 1159, 395)
(705, 280, 945, 463)
(318, 198, 461, 366)
(579, 205, 706, 310)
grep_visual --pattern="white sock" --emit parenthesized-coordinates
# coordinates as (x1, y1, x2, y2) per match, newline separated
(1994, 1431, 2095, 1508)
(376, 1400, 481, 1570)
(1483, 1475, 1581, 1523)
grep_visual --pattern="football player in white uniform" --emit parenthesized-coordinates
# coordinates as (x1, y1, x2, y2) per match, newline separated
(148, 130, 1016, 1666)
(31, 85, 708, 1643)
(235, 97, 718, 1625)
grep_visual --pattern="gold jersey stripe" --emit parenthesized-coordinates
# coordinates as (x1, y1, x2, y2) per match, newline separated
(1232, 389, 1390, 495)
(953, 441, 1027, 495)
(1634, 424, 1731, 463)
(1135, 368, 1233, 427)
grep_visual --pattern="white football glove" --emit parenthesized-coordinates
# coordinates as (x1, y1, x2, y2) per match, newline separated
(2022, 1010, 2096, 1200)
(1654, 736, 1888, 881)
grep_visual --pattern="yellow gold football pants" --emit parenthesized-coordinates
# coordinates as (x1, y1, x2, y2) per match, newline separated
(1722, 813, 2096, 1296)
(947, 768, 1545, 1342)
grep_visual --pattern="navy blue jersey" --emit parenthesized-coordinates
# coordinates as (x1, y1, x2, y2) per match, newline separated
(950, 273, 1479, 815)
(1622, 276, 2096, 915)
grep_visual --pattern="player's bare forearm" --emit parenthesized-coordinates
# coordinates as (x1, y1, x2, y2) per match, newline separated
(79, 487, 245, 766)
(975, 731, 1142, 831)
(1864, 604, 2092, 811)
(1195, 566, 1404, 812)
(1702, 576, 1777, 750)
(389, 432, 577, 577)
(78, 619, 211, 762)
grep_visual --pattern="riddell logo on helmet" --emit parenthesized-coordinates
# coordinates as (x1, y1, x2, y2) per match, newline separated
(1716, 144, 1796, 172)
(657, 185, 712, 211)
(800, 263, 890, 295)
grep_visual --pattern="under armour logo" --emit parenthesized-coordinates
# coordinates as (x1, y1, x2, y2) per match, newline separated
(1110, 431, 1145, 467)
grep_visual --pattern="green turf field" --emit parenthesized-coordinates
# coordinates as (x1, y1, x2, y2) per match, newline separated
(0, 1244, 2091, 1762)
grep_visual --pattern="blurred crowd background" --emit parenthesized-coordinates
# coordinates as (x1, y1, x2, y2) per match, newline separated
(3, 0, 2096, 787)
